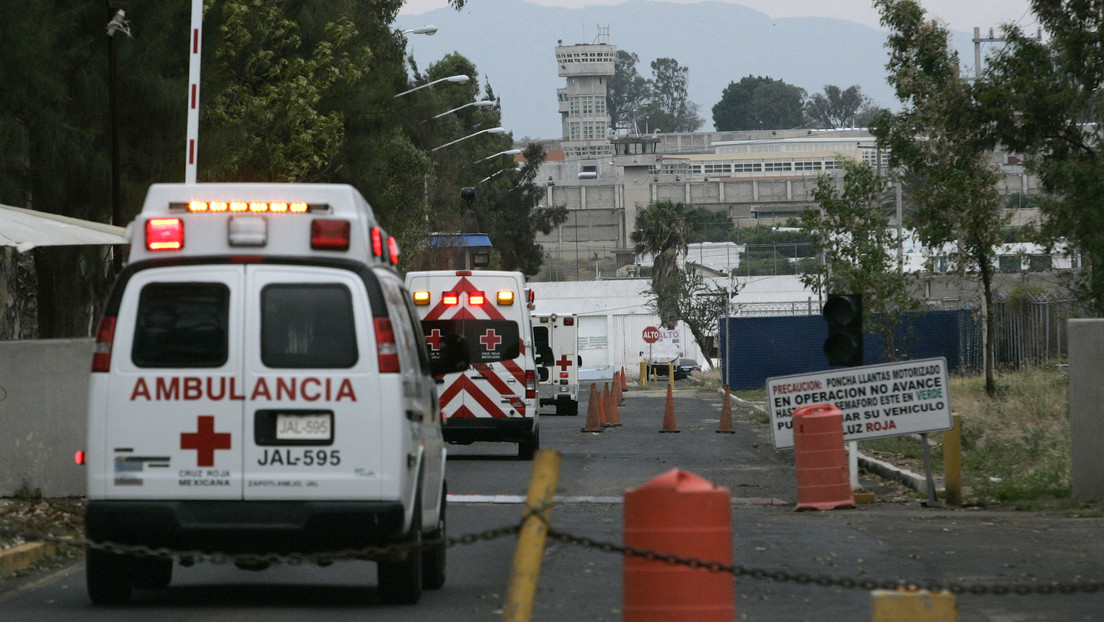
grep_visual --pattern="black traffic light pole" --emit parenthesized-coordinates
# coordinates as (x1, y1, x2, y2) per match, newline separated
(823, 293, 862, 367)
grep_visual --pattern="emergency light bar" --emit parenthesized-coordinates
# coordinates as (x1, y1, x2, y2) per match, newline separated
(170, 201, 326, 213)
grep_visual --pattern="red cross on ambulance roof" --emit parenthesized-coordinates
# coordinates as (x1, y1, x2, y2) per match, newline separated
(426, 328, 444, 351)
(181, 415, 231, 467)
(480, 329, 502, 351)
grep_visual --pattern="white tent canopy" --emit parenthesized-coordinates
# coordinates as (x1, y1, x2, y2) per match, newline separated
(0, 203, 127, 253)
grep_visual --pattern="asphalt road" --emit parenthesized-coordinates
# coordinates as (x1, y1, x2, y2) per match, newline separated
(3, 384, 1104, 621)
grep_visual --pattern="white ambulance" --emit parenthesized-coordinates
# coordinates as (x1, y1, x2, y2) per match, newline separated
(531, 313, 580, 416)
(404, 270, 542, 459)
(83, 183, 464, 605)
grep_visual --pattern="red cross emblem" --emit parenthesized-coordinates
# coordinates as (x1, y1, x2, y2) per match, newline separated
(480, 329, 502, 351)
(426, 328, 444, 351)
(556, 354, 573, 372)
(181, 415, 231, 467)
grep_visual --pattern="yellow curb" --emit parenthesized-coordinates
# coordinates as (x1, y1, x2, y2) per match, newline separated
(0, 541, 60, 576)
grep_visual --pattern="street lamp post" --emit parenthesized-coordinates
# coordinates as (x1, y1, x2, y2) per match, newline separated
(107, 9, 132, 272)
(430, 127, 507, 152)
(433, 100, 495, 119)
(402, 25, 438, 36)
(394, 74, 470, 99)
(477, 148, 521, 163)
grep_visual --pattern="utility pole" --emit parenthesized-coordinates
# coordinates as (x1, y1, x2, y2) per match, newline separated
(974, 26, 1042, 79)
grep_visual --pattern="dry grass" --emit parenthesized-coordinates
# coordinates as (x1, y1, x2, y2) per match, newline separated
(863, 363, 1079, 510)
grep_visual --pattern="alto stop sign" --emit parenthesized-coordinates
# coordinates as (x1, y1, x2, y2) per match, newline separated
(642, 326, 661, 343)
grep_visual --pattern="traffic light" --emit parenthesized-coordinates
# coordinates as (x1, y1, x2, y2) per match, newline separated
(823, 293, 862, 367)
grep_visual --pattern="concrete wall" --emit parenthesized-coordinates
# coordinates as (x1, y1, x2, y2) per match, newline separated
(0, 339, 91, 497)
(1069, 320, 1104, 501)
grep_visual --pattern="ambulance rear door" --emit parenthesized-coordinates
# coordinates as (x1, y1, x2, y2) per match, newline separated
(418, 274, 529, 421)
(242, 265, 384, 500)
(101, 266, 245, 500)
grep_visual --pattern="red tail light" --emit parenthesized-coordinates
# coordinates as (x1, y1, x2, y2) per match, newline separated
(525, 369, 536, 399)
(469, 291, 486, 305)
(146, 218, 184, 251)
(92, 315, 116, 372)
(442, 292, 459, 305)
(374, 317, 400, 373)
(388, 236, 400, 266)
(74, 451, 86, 465)
(371, 226, 384, 257)
(564, 317, 574, 326)
(311, 219, 350, 250)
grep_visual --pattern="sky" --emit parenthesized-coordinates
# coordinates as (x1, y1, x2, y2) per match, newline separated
(399, 0, 1037, 34)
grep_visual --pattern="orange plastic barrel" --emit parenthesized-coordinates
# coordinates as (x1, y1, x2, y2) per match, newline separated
(792, 403, 855, 511)
(623, 469, 734, 621)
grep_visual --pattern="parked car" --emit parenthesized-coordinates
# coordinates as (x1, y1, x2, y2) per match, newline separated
(651, 358, 702, 380)
(674, 358, 702, 380)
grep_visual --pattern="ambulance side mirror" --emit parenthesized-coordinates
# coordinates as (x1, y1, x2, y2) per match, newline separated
(431, 334, 470, 381)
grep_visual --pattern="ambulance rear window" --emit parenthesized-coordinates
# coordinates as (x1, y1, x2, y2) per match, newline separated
(132, 283, 230, 368)
(262, 284, 358, 369)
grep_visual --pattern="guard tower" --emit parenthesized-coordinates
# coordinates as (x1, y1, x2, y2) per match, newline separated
(611, 135, 659, 235)
(555, 30, 615, 164)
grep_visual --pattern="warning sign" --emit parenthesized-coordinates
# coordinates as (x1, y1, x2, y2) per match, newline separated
(766, 357, 952, 449)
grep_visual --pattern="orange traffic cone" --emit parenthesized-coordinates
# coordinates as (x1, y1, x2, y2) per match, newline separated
(660, 384, 679, 433)
(581, 383, 604, 433)
(620, 366, 628, 391)
(614, 371, 624, 405)
(717, 386, 735, 434)
(607, 380, 622, 427)
(599, 383, 611, 427)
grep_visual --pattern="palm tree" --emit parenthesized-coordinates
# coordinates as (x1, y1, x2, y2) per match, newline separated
(632, 201, 690, 327)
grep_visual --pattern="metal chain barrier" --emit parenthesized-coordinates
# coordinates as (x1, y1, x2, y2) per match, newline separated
(6, 514, 1104, 596)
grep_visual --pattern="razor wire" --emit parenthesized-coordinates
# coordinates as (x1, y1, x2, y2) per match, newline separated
(5, 515, 1104, 597)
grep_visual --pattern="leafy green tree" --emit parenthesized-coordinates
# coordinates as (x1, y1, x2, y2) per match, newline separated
(202, 0, 367, 181)
(871, 0, 1006, 394)
(633, 201, 691, 327)
(805, 85, 870, 129)
(800, 158, 919, 361)
(981, 1, 1104, 314)
(647, 266, 733, 370)
(470, 143, 567, 275)
(712, 75, 805, 130)
(607, 50, 650, 132)
(643, 57, 703, 133)
(684, 207, 734, 243)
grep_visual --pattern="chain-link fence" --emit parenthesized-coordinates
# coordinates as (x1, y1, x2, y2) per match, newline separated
(7, 514, 1104, 598)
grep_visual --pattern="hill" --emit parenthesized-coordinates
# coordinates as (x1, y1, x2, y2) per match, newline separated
(395, 0, 979, 140)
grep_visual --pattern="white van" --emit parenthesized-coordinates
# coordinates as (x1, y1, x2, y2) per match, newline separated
(83, 184, 464, 605)
(404, 270, 542, 459)
(532, 313, 580, 416)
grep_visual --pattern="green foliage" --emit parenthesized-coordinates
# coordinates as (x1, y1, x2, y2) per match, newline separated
(981, 1, 1104, 315)
(684, 207, 734, 243)
(799, 158, 919, 360)
(608, 51, 651, 132)
(644, 58, 704, 133)
(13, 480, 43, 501)
(633, 201, 692, 326)
(646, 266, 732, 368)
(204, 1, 366, 181)
(805, 85, 870, 129)
(712, 75, 806, 131)
(872, 0, 1006, 392)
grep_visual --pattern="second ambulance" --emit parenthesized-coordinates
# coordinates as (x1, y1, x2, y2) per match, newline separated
(405, 270, 542, 459)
